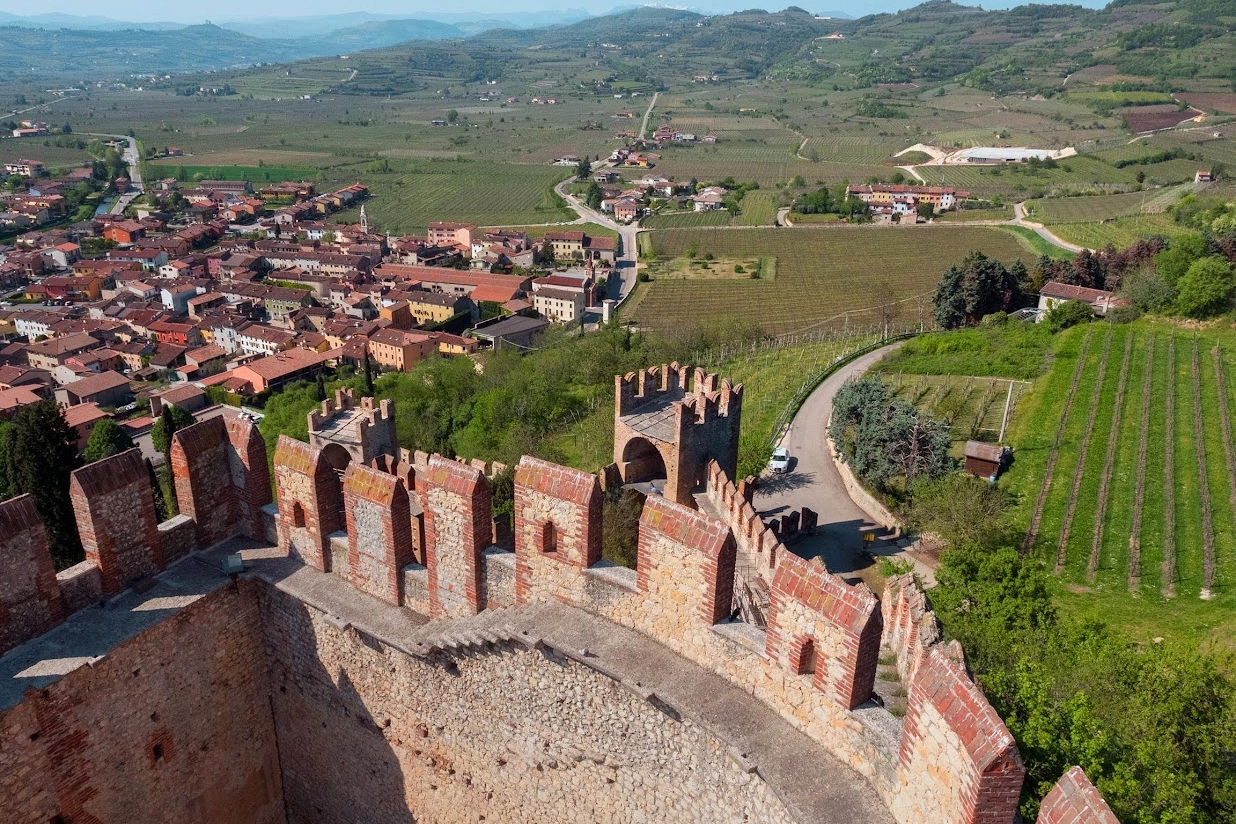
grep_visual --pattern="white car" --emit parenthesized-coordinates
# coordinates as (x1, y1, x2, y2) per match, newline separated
(769, 447, 791, 474)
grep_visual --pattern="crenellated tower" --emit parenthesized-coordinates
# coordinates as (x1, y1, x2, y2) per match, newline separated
(613, 362, 743, 505)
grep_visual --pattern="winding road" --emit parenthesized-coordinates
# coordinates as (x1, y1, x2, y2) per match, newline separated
(752, 341, 936, 585)
(637, 92, 660, 141)
(553, 176, 640, 305)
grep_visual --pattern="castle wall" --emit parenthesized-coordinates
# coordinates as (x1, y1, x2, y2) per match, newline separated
(0, 582, 284, 824)
(259, 584, 799, 824)
(513, 456, 602, 604)
(895, 643, 1023, 824)
(70, 449, 162, 597)
(417, 456, 490, 618)
(171, 416, 270, 550)
(274, 435, 344, 572)
(1036, 767, 1119, 824)
(0, 495, 63, 654)
(343, 463, 413, 606)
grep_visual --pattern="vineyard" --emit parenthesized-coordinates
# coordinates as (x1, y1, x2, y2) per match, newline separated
(626, 226, 1035, 336)
(1007, 321, 1236, 636)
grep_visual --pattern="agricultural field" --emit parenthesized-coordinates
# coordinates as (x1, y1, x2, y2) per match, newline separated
(881, 373, 1030, 449)
(1047, 213, 1187, 249)
(1024, 185, 1193, 224)
(627, 226, 1035, 336)
(1006, 320, 1236, 649)
(641, 210, 733, 229)
(148, 163, 317, 184)
(0, 140, 94, 169)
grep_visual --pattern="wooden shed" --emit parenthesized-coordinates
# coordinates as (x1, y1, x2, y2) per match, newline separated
(963, 441, 1009, 482)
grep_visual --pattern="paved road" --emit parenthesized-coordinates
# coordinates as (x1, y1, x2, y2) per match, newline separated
(753, 342, 914, 582)
(1012, 202, 1088, 253)
(553, 177, 640, 305)
(638, 92, 660, 140)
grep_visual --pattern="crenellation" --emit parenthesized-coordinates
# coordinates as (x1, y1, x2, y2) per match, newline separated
(0, 494, 63, 655)
(0, 385, 1098, 824)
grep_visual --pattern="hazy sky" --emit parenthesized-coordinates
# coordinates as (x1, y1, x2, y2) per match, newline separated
(0, 0, 1111, 24)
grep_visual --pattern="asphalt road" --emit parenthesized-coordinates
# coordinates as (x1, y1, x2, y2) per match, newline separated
(752, 342, 907, 581)
(553, 176, 639, 305)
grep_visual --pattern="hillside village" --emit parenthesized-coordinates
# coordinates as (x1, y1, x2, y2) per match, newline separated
(0, 162, 623, 465)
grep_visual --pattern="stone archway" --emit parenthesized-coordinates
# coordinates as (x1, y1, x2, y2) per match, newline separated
(320, 442, 353, 474)
(620, 437, 668, 488)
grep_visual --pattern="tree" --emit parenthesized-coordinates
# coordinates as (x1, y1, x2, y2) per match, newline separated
(1155, 233, 1205, 286)
(313, 372, 328, 402)
(151, 404, 195, 455)
(830, 376, 953, 489)
(585, 180, 602, 210)
(82, 419, 134, 463)
(575, 155, 592, 181)
(447, 109, 459, 123)
(1176, 256, 1235, 318)
(9, 400, 82, 567)
(1045, 299, 1094, 332)
(916, 201, 935, 221)
(362, 350, 375, 395)
(932, 251, 1024, 329)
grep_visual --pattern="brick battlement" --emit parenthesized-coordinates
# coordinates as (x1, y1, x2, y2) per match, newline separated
(0, 393, 1110, 824)
(614, 362, 742, 418)
(0, 415, 270, 658)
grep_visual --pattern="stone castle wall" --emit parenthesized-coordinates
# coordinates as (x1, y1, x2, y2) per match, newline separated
(0, 390, 1114, 824)
(0, 582, 284, 824)
(260, 585, 801, 824)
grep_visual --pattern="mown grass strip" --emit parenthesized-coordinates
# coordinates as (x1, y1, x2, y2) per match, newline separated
(1056, 325, 1113, 574)
(1163, 337, 1177, 598)
(1089, 330, 1133, 581)
(1129, 334, 1155, 592)
(1022, 327, 1096, 555)
(1194, 339, 1217, 597)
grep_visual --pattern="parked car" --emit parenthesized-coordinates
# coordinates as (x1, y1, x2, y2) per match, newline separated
(769, 447, 790, 473)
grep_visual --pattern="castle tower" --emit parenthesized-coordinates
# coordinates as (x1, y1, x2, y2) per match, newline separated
(308, 387, 397, 471)
(612, 363, 743, 506)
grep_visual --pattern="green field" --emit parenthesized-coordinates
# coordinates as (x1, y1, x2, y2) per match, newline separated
(641, 210, 733, 229)
(627, 226, 1035, 336)
(1005, 320, 1236, 650)
(149, 163, 316, 184)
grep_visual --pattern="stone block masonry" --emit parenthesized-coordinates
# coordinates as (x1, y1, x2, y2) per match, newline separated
(765, 552, 881, 711)
(0, 495, 63, 654)
(344, 463, 413, 606)
(0, 581, 284, 824)
(171, 415, 272, 550)
(274, 434, 344, 572)
(417, 455, 491, 618)
(71, 448, 162, 597)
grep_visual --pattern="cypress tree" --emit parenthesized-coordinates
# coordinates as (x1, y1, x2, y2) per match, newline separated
(10, 400, 82, 567)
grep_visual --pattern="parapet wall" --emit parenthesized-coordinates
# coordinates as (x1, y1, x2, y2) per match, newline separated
(0, 582, 284, 824)
(0, 415, 270, 657)
(0, 395, 1116, 824)
(255, 435, 1046, 824)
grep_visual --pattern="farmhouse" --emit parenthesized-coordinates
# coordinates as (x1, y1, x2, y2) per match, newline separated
(846, 184, 967, 215)
(1037, 281, 1128, 319)
(4, 160, 44, 177)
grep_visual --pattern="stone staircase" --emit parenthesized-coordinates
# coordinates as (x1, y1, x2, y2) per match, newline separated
(410, 602, 555, 656)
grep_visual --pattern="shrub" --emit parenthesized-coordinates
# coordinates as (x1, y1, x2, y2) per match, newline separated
(1045, 299, 1094, 333)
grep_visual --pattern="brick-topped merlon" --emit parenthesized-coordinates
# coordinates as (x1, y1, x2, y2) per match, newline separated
(896, 642, 1024, 824)
(766, 551, 881, 710)
(1036, 767, 1119, 824)
(70, 448, 162, 597)
(0, 494, 64, 655)
(881, 575, 941, 687)
(171, 416, 269, 550)
(513, 456, 602, 603)
(638, 495, 735, 624)
(343, 463, 413, 606)
(273, 435, 344, 572)
(417, 455, 490, 618)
